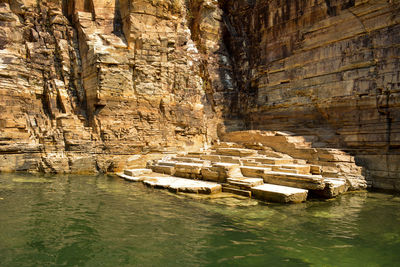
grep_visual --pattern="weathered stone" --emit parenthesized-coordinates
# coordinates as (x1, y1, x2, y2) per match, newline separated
(312, 178, 349, 199)
(271, 164, 311, 175)
(226, 177, 264, 189)
(263, 171, 326, 190)
(151, 165, 176, 175)
(143, 177, 180, 189)
(223, 131, 367, 190)
(117, 173, 145, 182)
(165, 178, 222, 194)
(174, 162, 204, 178)
(201, 162, 242, 182)
(253, 157, 294, 165)
(222, 186, 252, 197)
(216, 148, 258, 157)
(0, 0, 398, 192)
(0, 0, 224, 175)
(251, 184, 308, 203)
(240, 166, 270, 178)
(124, 168, 153, 177)
(221, 0, 400, 191)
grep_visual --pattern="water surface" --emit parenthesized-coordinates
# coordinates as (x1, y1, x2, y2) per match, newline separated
(0, 173, 399, 266)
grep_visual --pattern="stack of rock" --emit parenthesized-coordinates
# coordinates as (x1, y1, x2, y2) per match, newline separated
(118, 131, 366, 204)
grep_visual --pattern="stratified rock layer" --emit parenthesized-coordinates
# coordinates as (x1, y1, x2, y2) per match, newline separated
(221, 0, 400, 191)
(0, 0, 228, 173)
(0, 0, 399, 191)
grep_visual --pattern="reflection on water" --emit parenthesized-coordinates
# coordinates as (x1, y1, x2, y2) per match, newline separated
(0, 173, 399, 266)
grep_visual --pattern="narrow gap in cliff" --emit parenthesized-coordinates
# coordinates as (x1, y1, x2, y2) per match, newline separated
(342, 0, 355, 10)
(185, 0, 216, 112)
(41, 94, 53, 120)
(94, 104, 106, 116)
(61, 0, 69, 20)
(84, 0, 94, 13)
(56, 94, 66, 114)
(324, 0, 337, 16)
(113, 0, 123, 37)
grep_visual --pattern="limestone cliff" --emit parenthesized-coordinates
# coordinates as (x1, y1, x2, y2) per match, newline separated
(0, 0, 399, 191)
(0, 0, 229, 173)
(221, 0, 400, 191)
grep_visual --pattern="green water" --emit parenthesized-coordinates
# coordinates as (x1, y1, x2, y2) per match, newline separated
(0, 173, 399, 267)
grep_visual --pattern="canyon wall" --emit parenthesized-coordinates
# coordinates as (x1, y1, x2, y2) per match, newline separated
(0, 0, 230, 173)
(222, 0, 400, 191)
(0, 0, 399, 191)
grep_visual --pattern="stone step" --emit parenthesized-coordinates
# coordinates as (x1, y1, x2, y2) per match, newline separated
(222, 185, 252, 197)
(226, 177, 264, 189)
(186, 151, 209, 158)
(142, 176, 222, 194)
(124, 168, 153, 177)
(172, 156, 205, 164)
(263, 171, 325, 190)
(251, 184, 308, 203)
(271, 164, 311, 175)
(151, 165, 175, 175)
(168, 179, 222, 194)
(215, 148, 258, 157)
(155, 160, 177, 167)
(201, 162, 242, 183)
(212, 142, 244, 149)
(310, 165, 322, 175)
(293, 159, 308, 165)
(241, 166, 271, 178)
(273, 167, 304, 175)
(200, 154, 242, 164)
(253, 157, 294, 165)
(243, 163, 310, 175)
(174, 162, 204, 179)
(117, 173, 145, 182)
(184, 154, 201, 158)
(143, 176, 180, 189)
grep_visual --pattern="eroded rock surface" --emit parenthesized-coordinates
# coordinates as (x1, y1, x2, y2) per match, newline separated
(0, 0, 228, 173)
(0, 0, 399, 191)
(221, 0, 400, 191)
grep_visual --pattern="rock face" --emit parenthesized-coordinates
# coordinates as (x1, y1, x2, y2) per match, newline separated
(0, 0, 229, 173)
(221, 0, 400, 191)
(0, 0, 399, 191)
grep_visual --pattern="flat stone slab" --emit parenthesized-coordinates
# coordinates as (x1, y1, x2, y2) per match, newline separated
(169, 179, 222, 194)
(222, 186, 252, 197)
(124, 168, 152, 177)
(241, 166, 271, 177)
(251, 184, 308, 203)
(175, 162, 204, 169)
(117, 173, 145, 182)
(156, 160, 177, 167)
(254, 157, 293, 165)
(227, 177, 264, 189)
(141, 176, 221, 194)
(263, 171, 325, 190)
(216, 148, 258, 157)
(152, 165, 175, 175)
(174, 162, 204, 178)
(271, 164, 311, 175)
(201, 155, 221, 161)
(172, 157, 205, 164)
(143, 176, 179, 189)
(212, 162, 239, 168)
(212, 142, 244, 149)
